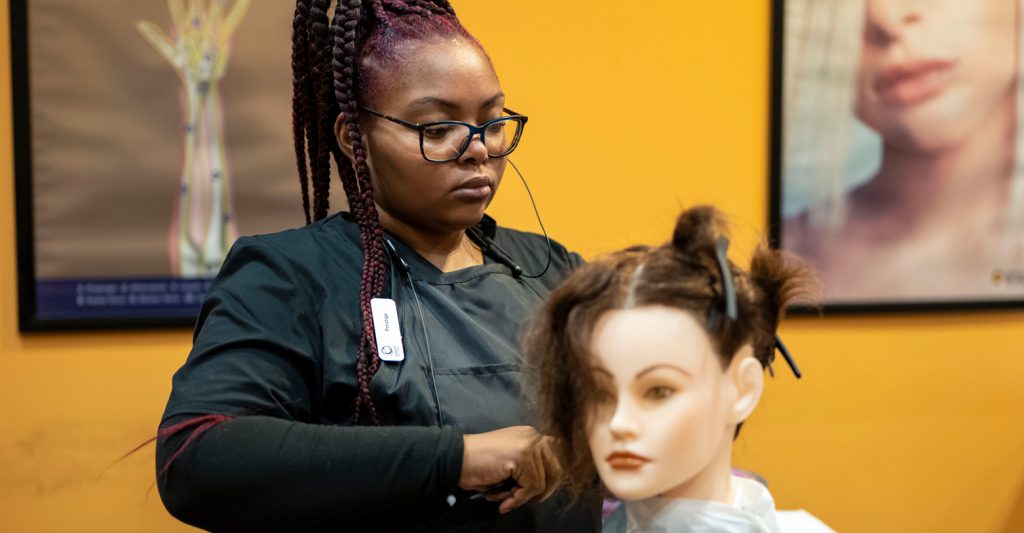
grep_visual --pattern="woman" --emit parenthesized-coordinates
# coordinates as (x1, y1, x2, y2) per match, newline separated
(156, 1, 600, 530)
(783, 0, 1024, 302)
(526, 206, 813, 532)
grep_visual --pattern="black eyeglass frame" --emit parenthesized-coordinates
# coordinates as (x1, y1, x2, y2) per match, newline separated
(359, 106, 529, 163)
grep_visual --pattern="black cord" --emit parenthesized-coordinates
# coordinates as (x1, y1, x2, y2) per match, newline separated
(508, 159, 553, 279)
(383, 237, 445, 426)
(465, 159, 554, 279)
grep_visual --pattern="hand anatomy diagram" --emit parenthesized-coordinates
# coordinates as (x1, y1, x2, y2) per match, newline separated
(138, 0, 252, 277)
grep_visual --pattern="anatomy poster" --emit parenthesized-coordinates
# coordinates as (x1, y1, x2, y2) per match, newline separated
(15, 1, 305, 329)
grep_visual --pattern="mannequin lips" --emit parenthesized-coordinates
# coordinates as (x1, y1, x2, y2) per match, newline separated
(605, 451, 650, 470)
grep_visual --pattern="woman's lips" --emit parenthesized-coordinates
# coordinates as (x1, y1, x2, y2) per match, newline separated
(875, 59, 956, 106)
(451, 176, 492, 202)
(605, 451, 650, 470)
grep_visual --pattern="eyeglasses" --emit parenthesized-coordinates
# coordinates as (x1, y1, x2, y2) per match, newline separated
(360, 106, 528, 163)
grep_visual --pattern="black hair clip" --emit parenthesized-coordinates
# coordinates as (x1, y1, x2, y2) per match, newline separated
(710, 236, 802, 379)
(772, 334, 802, 379)
(707, 236, 738, 332)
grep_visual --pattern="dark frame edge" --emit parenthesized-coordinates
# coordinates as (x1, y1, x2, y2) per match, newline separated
(768, 0, 784, 250)
(19, 316, 198, 333)
(10, 0, 39, 332)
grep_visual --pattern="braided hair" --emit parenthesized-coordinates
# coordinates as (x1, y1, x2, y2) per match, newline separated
(291, 0, 478, 424)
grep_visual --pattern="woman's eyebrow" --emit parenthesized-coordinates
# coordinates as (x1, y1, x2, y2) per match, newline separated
(635, 364, 693, 379)
(404, 92, 505, 112)
(405, 95, 460, 112)
(479, 92, 505, 108)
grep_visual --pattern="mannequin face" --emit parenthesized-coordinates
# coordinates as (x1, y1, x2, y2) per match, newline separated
(586, 305, 763, 501)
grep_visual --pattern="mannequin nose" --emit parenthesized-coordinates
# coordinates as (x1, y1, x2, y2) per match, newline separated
(607, 398, 639, 441)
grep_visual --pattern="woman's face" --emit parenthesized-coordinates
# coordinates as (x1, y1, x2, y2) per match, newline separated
(855, 0, 1018, 152)
(360, 38, 507, 235)
(586, 306, 736, 501)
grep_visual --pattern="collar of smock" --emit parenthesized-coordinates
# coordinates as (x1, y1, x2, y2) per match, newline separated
(336, 213, 513, 284)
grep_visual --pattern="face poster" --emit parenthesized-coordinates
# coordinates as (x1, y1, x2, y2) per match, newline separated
(773, 0, 1024, 309)
(14, 1, 307, 329)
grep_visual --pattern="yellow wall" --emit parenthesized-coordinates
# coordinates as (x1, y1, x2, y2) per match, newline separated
(2, 2, 1023, 532)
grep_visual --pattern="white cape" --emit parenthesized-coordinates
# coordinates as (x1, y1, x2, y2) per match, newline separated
(624, 475, 779, 533)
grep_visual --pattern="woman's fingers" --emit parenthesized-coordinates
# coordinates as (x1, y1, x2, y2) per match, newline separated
(483, 490, 512, 502)
(498, 484, 542, 514)
(460, 426, 567, 513)
(497, 436, 556, 513)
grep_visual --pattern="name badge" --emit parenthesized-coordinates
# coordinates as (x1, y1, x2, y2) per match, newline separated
(370, 298, 405, 362)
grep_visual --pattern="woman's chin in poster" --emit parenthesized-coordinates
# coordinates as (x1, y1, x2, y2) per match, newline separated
(782, 0, 1024, 304)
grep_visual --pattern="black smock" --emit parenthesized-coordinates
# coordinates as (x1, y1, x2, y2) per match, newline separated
(157, 212, 601, 532)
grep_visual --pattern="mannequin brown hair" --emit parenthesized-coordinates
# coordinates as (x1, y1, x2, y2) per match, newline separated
(524, 205, 816, 494)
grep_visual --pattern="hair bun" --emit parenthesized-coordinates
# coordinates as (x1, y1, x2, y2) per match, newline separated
(671, 205, 729, 258)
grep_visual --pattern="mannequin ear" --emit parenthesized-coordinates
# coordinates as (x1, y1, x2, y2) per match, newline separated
(335, 113, 356, 160)
(726, 344, 764, 425)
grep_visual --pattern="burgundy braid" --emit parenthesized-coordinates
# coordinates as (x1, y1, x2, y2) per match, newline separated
(369, 0, 389, 26)
(300, 4, 326, 223)
(332, 0, 383, 424)
(309, 0, 336, 220)
(291, 1, 313, 224)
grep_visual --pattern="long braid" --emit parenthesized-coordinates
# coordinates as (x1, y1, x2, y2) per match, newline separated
(294, 0, 326, 221)
(309, 0, 335, 220)
(331, 0, 384, 424)
(302, 5, 326, 222)
(291, 1, 313, 224)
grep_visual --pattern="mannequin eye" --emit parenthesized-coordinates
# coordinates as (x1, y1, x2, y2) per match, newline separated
(643, 386, 675, 400)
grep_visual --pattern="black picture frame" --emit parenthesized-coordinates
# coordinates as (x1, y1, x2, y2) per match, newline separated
(11, 0, 199, 331)
(11, 0, 300, 331)
(769, 0, 1024, 314)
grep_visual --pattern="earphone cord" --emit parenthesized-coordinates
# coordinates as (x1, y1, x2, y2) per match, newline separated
(408, 277, 445, 426)
(386, 241, 445, 427)
(484, 158, 553, 279)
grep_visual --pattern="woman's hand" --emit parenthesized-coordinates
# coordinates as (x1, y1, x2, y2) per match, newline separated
(459, 426, 564, 514)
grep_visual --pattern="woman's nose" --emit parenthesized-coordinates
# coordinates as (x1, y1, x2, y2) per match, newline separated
(865, 0, 923, 44)
(457, 133, 490, 165)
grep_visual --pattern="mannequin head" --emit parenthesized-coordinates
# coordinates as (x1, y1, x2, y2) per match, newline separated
(586, 306, 764, 501)
(526, 206, 813, 500)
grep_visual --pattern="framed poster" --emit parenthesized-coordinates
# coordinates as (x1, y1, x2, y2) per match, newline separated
(770, 0, 1024, 312)
(13, 0, 307, 330)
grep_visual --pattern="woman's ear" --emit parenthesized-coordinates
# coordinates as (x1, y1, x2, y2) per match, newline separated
(335, 113, 355, 160)
(727, 345, 764, 425)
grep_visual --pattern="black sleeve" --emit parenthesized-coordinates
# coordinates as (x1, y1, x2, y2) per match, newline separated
(158, 236, 465, 530)
(157, 415, 464, 532)
(567, 249, 585, 269)
(162, 236, 323, 422)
